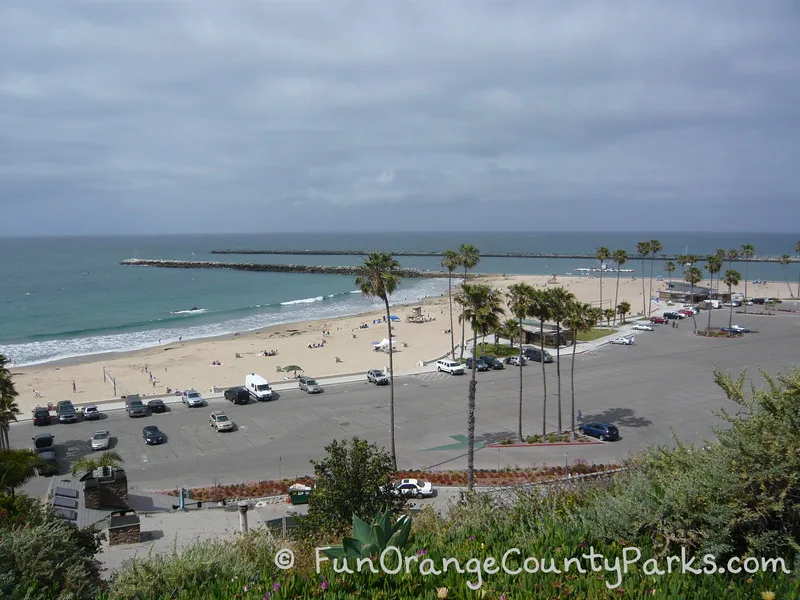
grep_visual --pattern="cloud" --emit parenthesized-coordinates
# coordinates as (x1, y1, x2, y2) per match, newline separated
(1, 1, 798, 234)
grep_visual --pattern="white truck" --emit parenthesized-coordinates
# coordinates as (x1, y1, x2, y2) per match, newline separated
(246, 373, 274, 401)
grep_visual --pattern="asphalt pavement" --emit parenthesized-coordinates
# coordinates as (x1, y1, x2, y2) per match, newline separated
(11, 302, 800, 498)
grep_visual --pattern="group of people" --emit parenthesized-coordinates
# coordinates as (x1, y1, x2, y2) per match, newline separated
(261, 349, 278, 357)
(308, 340, 326, 349)
(210, 360, 223, 366)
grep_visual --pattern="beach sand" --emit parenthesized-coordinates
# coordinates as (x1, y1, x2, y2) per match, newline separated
(11, 275, 787, 414)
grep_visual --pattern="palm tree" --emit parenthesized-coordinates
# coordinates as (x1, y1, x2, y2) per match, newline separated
(636, 241, 651, 316)
(611, 249, 628, 326)
(617, 301, 631, 324)
(602, 308, 615, 326)
(778, 254, 792, 297)
(705, 255, 722, 332)
(722, 270, 741, 335)
(355, 252, 403, 470)
(528, 289, 552, 436)
(507, 283, 534, 442)
(664, 261, 676, 286)
(684, 266, 703, 333)
(565, 302, 595, 440)
(455, 284, 504, 491)
(595, 247, 610, 311)
(0, 354, 20, 451)
(547, 286, 575, 433)
(647, 239, 662, 317)
(740, 244, 755, 312)
(70, 451, 124, 478)
(457, 244, 481, 359)
(441, 250, 460, 359)
(0, 449, 45, 500)
(677, 253, 689, 278)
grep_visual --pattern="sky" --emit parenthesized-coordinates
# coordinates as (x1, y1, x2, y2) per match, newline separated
(1, 1, 799, 235)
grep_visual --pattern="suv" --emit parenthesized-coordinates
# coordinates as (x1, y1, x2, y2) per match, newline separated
(436, 359, 465, 375)
(299, 376, 323, 394)
(182, 389, 204, 407)
(32, 433, 55, 453)
(126, 395, 149, 418)
(367, 370, 389, 385)
(224, 386, 250, 404)
(82, 405, 100, 420)
(504, 355, 527, 367)
(479, 355, 504, 370)
(522, 347, 554, 363)
(209, 411, 234, 431)
(56, 400, 78, 424)
(33, 407, 51, 426)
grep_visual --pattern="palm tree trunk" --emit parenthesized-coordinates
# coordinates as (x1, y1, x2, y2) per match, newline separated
(648, 256, 655, 317)
(540, 321, 547, 436)
(459, 267, 467, 359)
(690, 284, 698, 334)
(728, 284, 734, 334)
(599, 271, 603, 313)
(612, 270, 621, 326)
(384, 297, 397, 471)
(448, 273, 455, 358)
(640, 258, 647, 315)
(467, 330, 478, 491)
(518, 317, 523, 442)
(706, 272, 713, 332)
(555, 321, 562, 433)
(570, 330, 577, 440)
(0, 425, 7, 451)
(743, 259, 749, 314)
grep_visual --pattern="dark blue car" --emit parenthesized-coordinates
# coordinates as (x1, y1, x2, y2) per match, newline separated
(579, 422, 620, 441)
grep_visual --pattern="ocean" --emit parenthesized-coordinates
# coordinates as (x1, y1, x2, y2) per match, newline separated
(1, 232, 796, 366)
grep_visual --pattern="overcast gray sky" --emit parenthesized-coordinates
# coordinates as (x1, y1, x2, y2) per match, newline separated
(1, 1, 799, 235)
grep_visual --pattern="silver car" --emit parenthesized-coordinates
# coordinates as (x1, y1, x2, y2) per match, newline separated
(299, 376, 322, 394)
(91, 430, 110, 451)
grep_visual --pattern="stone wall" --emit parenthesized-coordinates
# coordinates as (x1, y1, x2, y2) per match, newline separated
(83, 468, 129, 509)
(108, 522, 140, 545)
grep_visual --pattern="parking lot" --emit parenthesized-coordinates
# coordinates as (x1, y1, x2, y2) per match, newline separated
(12, 303, 800, 496)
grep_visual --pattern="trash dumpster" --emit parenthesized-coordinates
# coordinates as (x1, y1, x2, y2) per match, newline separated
(287, 483, 313, 505)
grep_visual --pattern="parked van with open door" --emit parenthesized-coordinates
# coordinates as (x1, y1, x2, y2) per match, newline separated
(246, 373, 274, 401)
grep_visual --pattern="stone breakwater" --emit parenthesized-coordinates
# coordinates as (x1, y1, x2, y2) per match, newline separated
(210, 249, 797, 263)
(120, 258, 449, 278)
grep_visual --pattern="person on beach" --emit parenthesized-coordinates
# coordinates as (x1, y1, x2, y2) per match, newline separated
(72, 379, 76, 393)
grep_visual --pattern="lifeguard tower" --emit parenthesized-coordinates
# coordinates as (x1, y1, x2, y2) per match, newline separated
(406, 306, 424, 323)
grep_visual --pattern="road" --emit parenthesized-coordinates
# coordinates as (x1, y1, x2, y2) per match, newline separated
(12, 304, 800, 497)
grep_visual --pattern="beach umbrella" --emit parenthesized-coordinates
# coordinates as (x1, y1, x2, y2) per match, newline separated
(283, 365, 303, 375)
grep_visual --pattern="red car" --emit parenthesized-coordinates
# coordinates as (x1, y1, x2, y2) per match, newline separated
(650, 316, 669, 324)
(679, 309, 695, 317)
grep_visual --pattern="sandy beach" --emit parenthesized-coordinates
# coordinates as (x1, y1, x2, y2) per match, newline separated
(11, 274, 789, 414)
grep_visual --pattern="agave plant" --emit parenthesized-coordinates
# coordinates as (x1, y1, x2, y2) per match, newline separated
(322, 510, 412, 560)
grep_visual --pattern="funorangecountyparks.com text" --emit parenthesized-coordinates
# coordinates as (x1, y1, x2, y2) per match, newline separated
(289, 545, 791, 590)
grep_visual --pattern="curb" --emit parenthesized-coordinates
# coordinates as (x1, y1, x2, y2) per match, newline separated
(486, 440, 603, 448)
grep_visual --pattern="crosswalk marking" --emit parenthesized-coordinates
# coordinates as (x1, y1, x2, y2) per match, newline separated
(414, 371, 450, 384)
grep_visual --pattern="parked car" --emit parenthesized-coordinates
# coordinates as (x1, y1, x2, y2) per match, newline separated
(90, 430, 110, 451)
(723, 301, 742, 308)
(142, 425, 165, 445)
(367, 369, 389, 385)
(465, 357, 489, 371)
(299, 376, 323, 394)
(209, 410, 234, 432)
(679, 309, 696, 317)
(56, 400, 78, 424)
(37, 451, 59, 476)
(436, 359, 466, 375)
(32, 433, 55, 453)
(632, 323, 654, 331)
(224, 386, 250, 404)
(392, 478, 435, 499)
(609, 336, 635, 345)
(126, 395, 149, 418)
(147, 398, 167, 413)
(479, 355, 504, 370)
(663, 311, 684, 320)
(82, 405, 100, 420)
(504, 355, 527, 366)
(33, 407, 51, 426)
(522, 347, 554, 363)
(650, 316, 669, 324)
(579, 422, 620, 441)
(730, 325, 751, 333)
(182, 389, 204, 407)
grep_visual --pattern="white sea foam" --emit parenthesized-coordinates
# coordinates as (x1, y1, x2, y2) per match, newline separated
(169, 308, 208, 315)
(279, 296, 324, 306)
(0, 279, 450, 367)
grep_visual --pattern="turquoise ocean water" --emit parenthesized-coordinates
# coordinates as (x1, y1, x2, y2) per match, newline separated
(0, 232, 796, 366)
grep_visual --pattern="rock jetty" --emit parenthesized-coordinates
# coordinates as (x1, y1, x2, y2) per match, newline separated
(120, 258, 448, 278)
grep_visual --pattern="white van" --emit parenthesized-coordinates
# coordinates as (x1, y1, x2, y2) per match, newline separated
(436, 359, 465, 375)
(246, 373, 273, 401)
